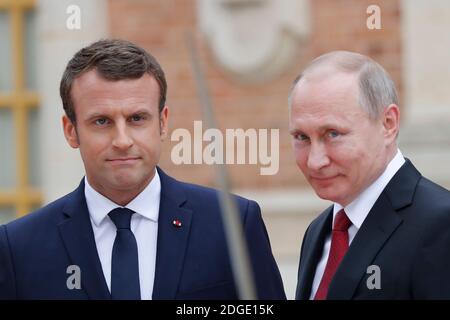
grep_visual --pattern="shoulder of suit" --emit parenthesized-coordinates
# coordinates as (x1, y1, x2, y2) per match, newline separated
(4, 190, 75, 233)
(175, 179, 254, 206)
(160, 168, 256, 207)
(414, 176, 450, 212)
(417, 176, 450, 197)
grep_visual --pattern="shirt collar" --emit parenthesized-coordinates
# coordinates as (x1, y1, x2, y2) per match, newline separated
(85, 170, 161, 227)
(333, 149, 405, 229)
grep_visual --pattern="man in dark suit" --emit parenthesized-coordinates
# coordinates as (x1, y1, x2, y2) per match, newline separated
(289, 51, 450, 299)
(0, 39, 285, 300)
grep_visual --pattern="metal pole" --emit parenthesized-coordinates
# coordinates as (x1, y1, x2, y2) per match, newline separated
(186, 33, 257, 300)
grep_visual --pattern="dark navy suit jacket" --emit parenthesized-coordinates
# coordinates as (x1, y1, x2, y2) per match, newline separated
(296, 160, 450, 299)
(0, 168, 285, 299)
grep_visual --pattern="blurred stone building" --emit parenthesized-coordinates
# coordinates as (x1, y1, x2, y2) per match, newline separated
(1, 0, 449, 298)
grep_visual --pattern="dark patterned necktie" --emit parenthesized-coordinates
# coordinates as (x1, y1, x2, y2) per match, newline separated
(108, 207, 141, 300)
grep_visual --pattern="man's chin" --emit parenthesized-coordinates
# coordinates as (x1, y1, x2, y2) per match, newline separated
(110, 182, 137, 191)
(107, 176, 141, 190)
(314, 188, 340, 203)
(110, 174, 154, 190)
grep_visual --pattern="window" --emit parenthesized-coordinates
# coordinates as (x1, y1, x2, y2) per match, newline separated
(0, 0, 41, 222)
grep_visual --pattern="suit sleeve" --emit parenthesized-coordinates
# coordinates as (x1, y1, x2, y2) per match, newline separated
(0, 225, 17, 299)
(243, 200, 286, 299)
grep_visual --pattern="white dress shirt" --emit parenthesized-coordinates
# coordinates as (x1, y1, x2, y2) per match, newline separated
(84, 171, 161, 300)
(309, 149, 405, 299)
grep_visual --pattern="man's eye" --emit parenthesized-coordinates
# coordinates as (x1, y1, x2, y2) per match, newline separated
(295, 134, 309, 141)
(130, 115, 143, 122)
(328, 130, 340, 138)
(95, 118, 108, 125)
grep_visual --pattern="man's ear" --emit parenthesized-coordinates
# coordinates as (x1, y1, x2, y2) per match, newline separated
(62, 115, 80, 148)
(159, 105, 169, 141)
(383, 104, 400, 143)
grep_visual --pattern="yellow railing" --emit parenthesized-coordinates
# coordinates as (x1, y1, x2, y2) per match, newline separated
(0, 0, 42, 217)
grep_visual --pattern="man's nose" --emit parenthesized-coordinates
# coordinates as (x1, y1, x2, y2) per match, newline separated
(112, 122, 133, 150)
(307, 142, 330, 171)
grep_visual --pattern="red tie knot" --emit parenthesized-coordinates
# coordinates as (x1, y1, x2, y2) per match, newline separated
(333, 209, 352, 231)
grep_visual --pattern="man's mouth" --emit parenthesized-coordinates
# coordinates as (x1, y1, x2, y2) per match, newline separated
(310, 175, 338, 182)
(106, 157, 141, 165)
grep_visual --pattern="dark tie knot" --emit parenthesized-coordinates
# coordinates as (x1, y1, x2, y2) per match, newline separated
(108, 207, 135, 230)
(333, 209, 352, 231)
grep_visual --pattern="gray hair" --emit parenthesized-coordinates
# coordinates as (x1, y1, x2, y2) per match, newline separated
(288, 51, 398, 119)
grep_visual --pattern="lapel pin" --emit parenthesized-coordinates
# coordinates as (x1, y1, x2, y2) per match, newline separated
(172, 219, 182, 228)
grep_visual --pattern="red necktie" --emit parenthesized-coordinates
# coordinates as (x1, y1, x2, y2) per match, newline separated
(315, 209, 352, 300)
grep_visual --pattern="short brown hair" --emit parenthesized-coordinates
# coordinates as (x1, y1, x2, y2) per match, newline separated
(60, 39, 167, 123)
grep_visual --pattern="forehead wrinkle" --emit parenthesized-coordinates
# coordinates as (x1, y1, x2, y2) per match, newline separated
(291, 73, 365, 122)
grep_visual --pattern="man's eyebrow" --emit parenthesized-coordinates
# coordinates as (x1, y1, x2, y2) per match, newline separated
(84, 109, 153, 119)
(128, 109, 152, 116)
(289, 123, 344, 134)
(318, 124, 340, 131)
(321, 123, 350, 133)
(84, 112, 107, 121)
(289, 128, 303, 135)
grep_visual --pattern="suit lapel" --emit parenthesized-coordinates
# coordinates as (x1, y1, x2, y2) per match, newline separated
(152, 168, 193, 299)
(327, 159, 421, 299)
(327, 192, 402, 299)
(58, 179, 111, 299)
(296, 207, 333, 299)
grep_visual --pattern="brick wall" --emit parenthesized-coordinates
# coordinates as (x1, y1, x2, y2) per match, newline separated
(108, 0, 402, 190)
